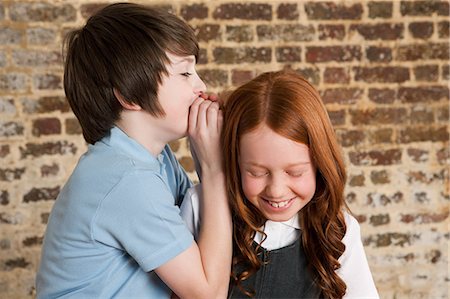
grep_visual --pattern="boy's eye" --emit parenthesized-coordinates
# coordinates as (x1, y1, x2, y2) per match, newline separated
(181, 72, 193, 77)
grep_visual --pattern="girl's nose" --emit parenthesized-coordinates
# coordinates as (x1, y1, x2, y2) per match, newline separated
(265, 176, 287, 199)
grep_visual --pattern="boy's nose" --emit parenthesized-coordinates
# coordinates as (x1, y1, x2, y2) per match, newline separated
(194, 74, 207, 94)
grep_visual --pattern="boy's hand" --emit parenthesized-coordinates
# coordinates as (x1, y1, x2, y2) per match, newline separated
(188, 97, 223, 175)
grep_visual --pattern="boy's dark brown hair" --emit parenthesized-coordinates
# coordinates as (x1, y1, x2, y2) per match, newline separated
(63, 2, 199, 144)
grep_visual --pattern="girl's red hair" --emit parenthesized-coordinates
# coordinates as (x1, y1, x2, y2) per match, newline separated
(222, 70, 348, 298)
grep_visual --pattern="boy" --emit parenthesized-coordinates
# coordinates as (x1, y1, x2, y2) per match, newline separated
(36, 3, 231, 299)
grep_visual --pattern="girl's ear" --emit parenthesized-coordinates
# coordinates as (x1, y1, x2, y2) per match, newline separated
(113, 88, 141, 111)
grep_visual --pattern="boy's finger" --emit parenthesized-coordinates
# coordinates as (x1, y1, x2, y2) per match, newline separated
(188, 97, 203, 133)
(196, 100, 213, 130)
(206, 101, 219, 128)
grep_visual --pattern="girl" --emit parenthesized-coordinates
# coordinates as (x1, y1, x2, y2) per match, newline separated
(181, 70, 378, 298)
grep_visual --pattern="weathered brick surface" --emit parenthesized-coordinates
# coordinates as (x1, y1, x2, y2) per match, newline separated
(1, 1, 448, 298)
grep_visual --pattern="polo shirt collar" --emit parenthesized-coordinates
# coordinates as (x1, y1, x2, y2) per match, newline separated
(102, 126, 161, 168)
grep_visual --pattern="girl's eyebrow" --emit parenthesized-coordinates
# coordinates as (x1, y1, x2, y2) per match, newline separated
(243, 161, 310, 168)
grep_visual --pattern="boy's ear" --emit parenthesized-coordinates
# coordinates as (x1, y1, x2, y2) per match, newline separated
(113, 88, 141, 111)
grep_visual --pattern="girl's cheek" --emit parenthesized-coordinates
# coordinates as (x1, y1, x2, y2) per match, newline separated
(241, 176, 264, 198)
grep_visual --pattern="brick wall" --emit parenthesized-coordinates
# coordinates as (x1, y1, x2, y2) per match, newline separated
(0, 1, 448, 298)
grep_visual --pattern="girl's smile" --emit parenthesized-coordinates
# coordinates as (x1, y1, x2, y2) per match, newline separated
(239, 124, 316, 222)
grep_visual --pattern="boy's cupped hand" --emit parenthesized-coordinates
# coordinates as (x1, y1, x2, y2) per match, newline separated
(188, 93, 223, 177)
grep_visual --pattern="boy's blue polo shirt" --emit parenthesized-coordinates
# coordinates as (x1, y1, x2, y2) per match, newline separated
(36, 126, 194, 298)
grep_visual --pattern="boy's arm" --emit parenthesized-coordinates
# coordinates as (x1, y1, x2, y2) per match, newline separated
(156, 98, 232, 299)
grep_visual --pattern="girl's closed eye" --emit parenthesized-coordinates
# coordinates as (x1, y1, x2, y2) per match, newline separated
(248, 170, 269, 178)
(286, 171, 303, 177)
(181, 72, 193, 77)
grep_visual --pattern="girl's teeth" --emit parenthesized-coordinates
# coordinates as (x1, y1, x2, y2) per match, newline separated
(269, 200, 288, 208)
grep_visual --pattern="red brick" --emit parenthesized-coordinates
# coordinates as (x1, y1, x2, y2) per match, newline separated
(414, 65, 439, 81)
(10, 3, 76, 22)
(438, 21, 449, 38)
(368, 88, 396, 104)
(296, 67, 320, 85)
(0, 98, 16, 114)
(41, 163, 59, 177)
(336, 129, 365, 147)
(410, 107, 434, 124)
(22, 236, 43, 247)
(225, 25, 253, 42)
(407, 148, 429, 162)
(414, 192, 430, 203)
(193, 24, 221, 42)
(32, 118, 61, 136)
(12, 50, 62, 67)
(231, 70, 254, 86)
(257, 24, 315, 42)
(2, 257, 30, 269)
(350, 108, 407, 125)
(327, 110, 346, 126)
(197, 49, 207, 65)
(364, 232, 412, 247)
(33, 74, 62, 90)
(306, 46, 361, 63)
(426, 250, 442, 264)
(277, 3, 299, 20)
(0, 27, 23, 45)
(318, 24, 345, 40)
(368, 1, 393, 19)
(349, 149, 402, 166)
(23, 186, 60, 203)
(0, 190, 9, 205)
(401, 211, 449, 224)
(409, 22, 433, 39)
(213, 47, 271, 64)
(276, 47, 301, 63)
(350, 23, 404, 40)
(0, 73, 27, 91)
(22, 96, 70, 114)
(354, 67, 409, 83)
(346, 192, 358, 204)
(65, 118, 82, 135)
(371, 170, 390, 185)
(180, 3, 208, 21)
(213, 3, 272, 20)
(197, 69, 228, 88)
(398, 127, 448, 143)
(348, 173, 365, 187)
(0, 145, 9, 158)
(19, 141, 77, 159)
(321, 88, 363, 105)
(398, 86, 449, 103)
(27, 27, 56, 45)
(366, 46, 392, 62)
(442, 65, 449, 80)
(436, 147, 449, 165)
(305, 2, 362, 20)
(400, 1, 449, 16)
(436, 104, 449, 123)
(369, 213, 390, 225)
(323, 67, 350, 84)
(0, 168, 25, 182)
(367, 191, 404, 207)
(370, 128, 393, 144)
(397, 43, 449, 61)
(0, 121, 24, 137)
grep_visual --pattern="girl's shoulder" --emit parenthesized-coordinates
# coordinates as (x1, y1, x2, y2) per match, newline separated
(342, 211, 362, 246)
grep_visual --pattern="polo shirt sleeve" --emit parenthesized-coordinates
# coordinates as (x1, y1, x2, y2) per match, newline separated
(92, 169, 194, 272)
(338, 213, 380, 299)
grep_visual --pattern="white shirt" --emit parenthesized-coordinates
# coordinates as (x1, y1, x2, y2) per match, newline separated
(180, 185, 379, 299)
